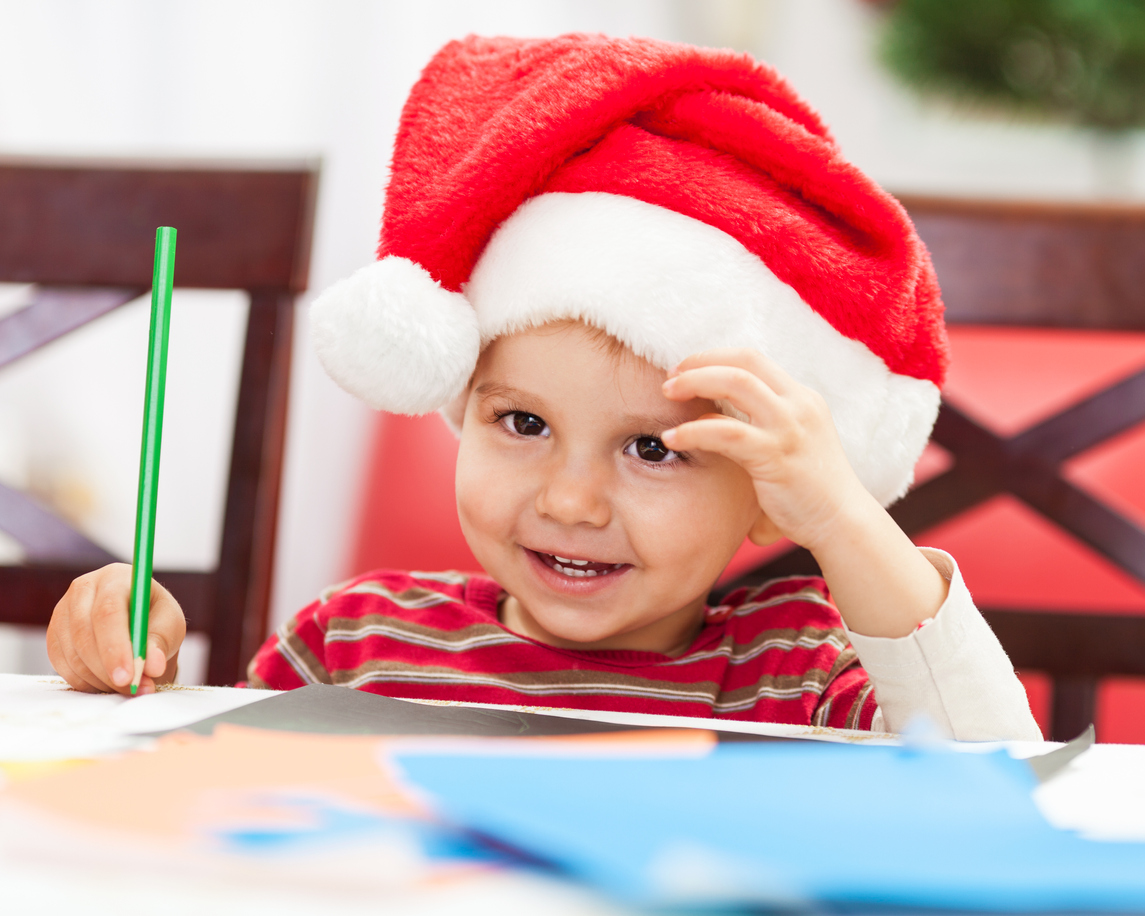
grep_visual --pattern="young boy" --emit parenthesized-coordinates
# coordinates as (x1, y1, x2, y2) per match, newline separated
(47, 34, 1040, 741)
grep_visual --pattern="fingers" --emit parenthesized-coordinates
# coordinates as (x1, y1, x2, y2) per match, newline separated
(143, 580, 186, 682)
(46, 564, 186, 696)
(662, 416, 774, 469)
(663, 349, 831, 447)
(89, 570, 135, 689)
(49, 570, 120, 693)
(670, 348, 796, 396)
(663, 365, 785, 428)
(47, 624, 108, 693)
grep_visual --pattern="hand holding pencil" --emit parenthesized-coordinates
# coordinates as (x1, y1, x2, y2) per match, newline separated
(47, 563, 186, 694)
(46, 227, 189, 695)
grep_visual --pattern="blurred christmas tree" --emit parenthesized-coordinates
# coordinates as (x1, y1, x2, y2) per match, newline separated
(880, 0, 1145, 130)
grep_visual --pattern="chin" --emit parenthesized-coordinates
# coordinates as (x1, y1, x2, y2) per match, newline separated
(521, 598, 636, 647)
(531, 608, 616, 643)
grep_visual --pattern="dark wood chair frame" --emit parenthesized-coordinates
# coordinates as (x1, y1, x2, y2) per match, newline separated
(0, 158, 318, 687)
(719, 196, 1145, 742)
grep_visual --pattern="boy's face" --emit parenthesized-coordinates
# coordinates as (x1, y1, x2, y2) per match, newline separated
(455, 322, 760, 655)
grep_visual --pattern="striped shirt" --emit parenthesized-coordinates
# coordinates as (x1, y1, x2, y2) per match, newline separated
(247, 569, 878, 730)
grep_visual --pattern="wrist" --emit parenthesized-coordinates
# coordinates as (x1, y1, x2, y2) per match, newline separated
(799, 480, 883, 560)
(809, 496, 950, 638)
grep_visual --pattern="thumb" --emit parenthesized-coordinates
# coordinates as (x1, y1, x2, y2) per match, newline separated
(142, 580, 186, 680)
(143, 634, 174, 679)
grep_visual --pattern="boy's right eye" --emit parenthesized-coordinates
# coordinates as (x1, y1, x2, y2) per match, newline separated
(501, 411, 550, 438)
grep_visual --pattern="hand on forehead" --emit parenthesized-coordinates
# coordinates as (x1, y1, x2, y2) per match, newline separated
(468, 320, 718, 434)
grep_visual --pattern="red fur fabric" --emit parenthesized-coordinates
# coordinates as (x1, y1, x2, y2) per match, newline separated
(381, 33, 947, 386)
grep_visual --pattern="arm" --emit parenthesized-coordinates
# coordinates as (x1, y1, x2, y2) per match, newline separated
(46, 563, 186, 695)
(849, 548, 1042, 740)
(662, 349, 946, 637)
(662, 349, 1038, 740)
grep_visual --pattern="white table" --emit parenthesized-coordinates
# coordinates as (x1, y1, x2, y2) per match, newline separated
(2, 674, 1143, 915)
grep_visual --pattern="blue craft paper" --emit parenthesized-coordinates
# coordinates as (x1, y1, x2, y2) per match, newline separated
(394, 742, 1145, 911)
(213, 792, 500, 863)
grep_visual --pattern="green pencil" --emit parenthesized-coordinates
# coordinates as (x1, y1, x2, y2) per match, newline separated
(128, 226, 176, 695)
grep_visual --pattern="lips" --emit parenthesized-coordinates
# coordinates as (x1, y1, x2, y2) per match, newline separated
(532, 550, 627, 579)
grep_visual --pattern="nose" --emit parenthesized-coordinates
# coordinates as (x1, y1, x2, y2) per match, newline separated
(534, 457, 611, 528)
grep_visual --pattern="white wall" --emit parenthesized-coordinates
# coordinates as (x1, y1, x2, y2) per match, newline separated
(1, 0, 1141, 682)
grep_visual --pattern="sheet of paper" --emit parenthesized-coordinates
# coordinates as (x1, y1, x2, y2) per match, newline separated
(4, 724, 510, 898)
(0, 674, 274, 762)
(170, 682, 785, 741)
(1035, 743, 1145, 842)
(0, 721, 643, 915)
(392, 739, 1145, 912)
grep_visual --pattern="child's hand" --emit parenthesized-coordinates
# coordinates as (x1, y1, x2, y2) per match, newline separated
(47, 563, 186, 695)
(660, 348, 866, 553)
(661, 348, 949, 638)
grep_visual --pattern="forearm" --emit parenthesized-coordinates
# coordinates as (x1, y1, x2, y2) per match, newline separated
(808, 489, 947, 638)
(845, 549, 1043, 741)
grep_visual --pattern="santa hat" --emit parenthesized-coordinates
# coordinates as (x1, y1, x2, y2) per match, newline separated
(311, 34, 948, 506)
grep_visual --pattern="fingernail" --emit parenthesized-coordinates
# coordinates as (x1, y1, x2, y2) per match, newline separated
(111, 667, 129, 686)
(662, 428, 678, 445)
(662, 377, 677, 392)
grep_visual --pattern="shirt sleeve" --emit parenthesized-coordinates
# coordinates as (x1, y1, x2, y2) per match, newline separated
(843, 548, 1043, 742)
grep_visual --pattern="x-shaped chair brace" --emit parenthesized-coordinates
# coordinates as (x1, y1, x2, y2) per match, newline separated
(896, 369, 1145, 583)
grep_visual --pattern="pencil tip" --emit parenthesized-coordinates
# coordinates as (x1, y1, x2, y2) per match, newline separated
(129, 656, 145, 697)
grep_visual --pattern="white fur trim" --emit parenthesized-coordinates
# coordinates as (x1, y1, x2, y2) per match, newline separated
(464, 192, 940, 506)
(310, 256, 480, 414)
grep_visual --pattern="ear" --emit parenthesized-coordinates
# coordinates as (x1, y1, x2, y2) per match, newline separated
(748, 511, 783, 546)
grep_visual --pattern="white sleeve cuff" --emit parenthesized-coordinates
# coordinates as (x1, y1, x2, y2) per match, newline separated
(843, 548, 1043, 742)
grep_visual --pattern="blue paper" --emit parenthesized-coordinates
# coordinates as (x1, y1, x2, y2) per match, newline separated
(394, 742, 1145, 911)
(213, 792, 499, 863)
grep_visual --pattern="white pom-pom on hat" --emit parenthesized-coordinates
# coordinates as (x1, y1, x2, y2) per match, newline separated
(310, 256, 480, 414)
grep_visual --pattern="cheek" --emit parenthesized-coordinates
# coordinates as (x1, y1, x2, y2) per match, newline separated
(624, 462, 757, 571)
(455, 430, 524, 543)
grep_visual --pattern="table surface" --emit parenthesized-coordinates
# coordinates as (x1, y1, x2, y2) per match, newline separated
(2, 674, 1143, 915)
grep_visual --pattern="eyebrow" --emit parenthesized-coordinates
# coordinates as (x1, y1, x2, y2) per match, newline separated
(618, 409, 695, 433)
(474, 382, 536, 403)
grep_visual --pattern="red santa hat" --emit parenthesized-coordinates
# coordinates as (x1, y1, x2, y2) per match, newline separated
(311, 34, 948, 506)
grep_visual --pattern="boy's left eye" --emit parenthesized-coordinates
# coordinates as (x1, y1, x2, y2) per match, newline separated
(625, 436, 679, 464)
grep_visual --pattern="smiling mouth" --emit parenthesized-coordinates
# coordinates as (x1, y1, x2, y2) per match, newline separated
(531, 550, 628, 579)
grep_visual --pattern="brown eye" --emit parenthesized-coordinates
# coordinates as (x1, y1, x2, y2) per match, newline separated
(626, 436, 677, 463)
(503, 412, 550, 437)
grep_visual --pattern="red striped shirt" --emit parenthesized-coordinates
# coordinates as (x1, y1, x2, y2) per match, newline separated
(248, 569, 878, 730)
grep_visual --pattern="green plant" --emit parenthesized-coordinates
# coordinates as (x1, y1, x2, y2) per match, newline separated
(880, 0, 1145, 129)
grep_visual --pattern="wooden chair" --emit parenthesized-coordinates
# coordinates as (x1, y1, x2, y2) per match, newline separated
(718, 196, 1145, 741)
(0, 158, 318, 686)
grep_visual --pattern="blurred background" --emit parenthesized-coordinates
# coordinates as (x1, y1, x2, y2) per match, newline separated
(2, 0, 1144, 740)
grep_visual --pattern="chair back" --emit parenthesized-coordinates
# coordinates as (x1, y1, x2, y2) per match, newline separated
(0, 158, 318, 686)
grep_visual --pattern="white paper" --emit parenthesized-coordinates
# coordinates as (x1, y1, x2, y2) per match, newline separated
(0, 673, 275, 761)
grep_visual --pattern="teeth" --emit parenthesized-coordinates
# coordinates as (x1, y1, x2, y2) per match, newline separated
(552, 555, 591, 567)
(541, 552, 625, 579)
(553, 563, 599, 578)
